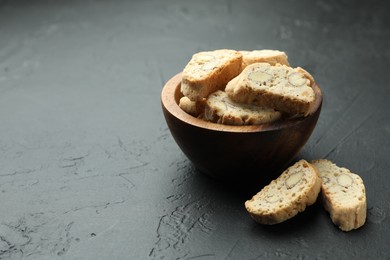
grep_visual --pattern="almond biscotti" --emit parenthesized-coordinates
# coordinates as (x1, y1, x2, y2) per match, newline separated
(240, 50, 290, 70)
(311, 159, 367, 231)
(181, 49, 242, 101)
(225, 63, 315, 116)
(203, 90, 281, 125)
(245, 160, 321, 225)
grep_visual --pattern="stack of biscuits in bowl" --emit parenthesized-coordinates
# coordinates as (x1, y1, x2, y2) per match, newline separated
(163, 49, 366, 231)
(179, 49, 315, 125)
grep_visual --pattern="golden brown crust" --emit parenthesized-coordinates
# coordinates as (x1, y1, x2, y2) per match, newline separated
(181, 49, 242, 101)
(226, 63, 315, 116)
(311, 159, 367, 231)
(245, 160, 321, 225)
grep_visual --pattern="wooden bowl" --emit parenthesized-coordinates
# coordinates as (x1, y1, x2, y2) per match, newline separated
(161, 73, 322, 183)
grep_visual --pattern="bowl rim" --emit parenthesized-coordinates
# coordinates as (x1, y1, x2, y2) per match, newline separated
(161, 73, 322, 133)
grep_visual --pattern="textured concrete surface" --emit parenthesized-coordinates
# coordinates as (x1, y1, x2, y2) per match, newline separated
(0, 0, 389, 259)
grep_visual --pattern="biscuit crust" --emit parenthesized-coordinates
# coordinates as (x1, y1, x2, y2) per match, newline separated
(312, 159, 367, 231)
(181, 49, 242, 101)
(245, 160, 321, 225)
(226, 63, 315, 116)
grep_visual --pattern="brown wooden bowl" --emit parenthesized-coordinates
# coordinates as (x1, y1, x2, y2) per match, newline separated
(161, 73, 322, 183)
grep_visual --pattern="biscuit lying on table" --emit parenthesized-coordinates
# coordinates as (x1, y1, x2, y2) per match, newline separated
(245, 160, 321, 225)
(181, 49, 242, 101)
(226, 63, 315, 116)
(204, 90, 281, 125)
(311, 159, 367, 231)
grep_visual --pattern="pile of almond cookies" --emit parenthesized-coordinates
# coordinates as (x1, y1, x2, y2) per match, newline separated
(245, 159, 366, 232)
(178, 49, 367, 231)
(179, 49, 316, 125)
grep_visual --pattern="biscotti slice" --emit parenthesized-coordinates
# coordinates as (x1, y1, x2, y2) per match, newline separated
(204, 90, 281, 125)
(245, 160, 321, 225)
(181, 49, 242, 101)
(240, 50, 290, 69)
(179, 96, 206, 117)
(311, 159, 367, 231)
(225, 63, 315, 116)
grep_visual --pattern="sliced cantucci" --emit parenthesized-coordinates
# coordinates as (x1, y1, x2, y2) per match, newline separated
(311, 159, 367, 232)
(181, 49, 242, 101)
(245, 160, 321, 225)
(204, 90, 281, 125)
(225, 63, 316, 116)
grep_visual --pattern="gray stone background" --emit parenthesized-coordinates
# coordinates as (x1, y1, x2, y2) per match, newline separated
(0, 0, 389, 259)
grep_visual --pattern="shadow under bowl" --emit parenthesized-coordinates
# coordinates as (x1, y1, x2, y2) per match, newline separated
(161, 73, 322, 183)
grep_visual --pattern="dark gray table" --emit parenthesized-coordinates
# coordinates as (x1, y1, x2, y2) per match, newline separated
(1, 0, 389, 259)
